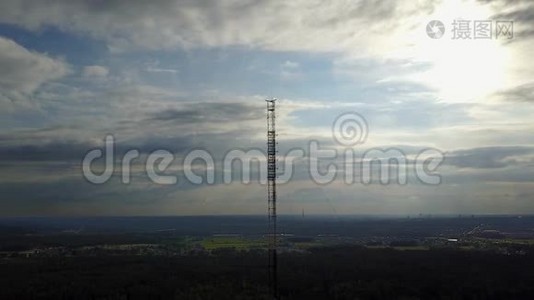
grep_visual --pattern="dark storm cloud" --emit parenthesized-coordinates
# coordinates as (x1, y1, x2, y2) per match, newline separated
(0, 99, 268, 162)
(0, 134, 201, 162)
(147, 102, 263, 124)
(0, 176, 185, 216)
(445, 146, 534, 169)
(491, 4, 534, 22)
(493, 83, 534, 102)
(481, 0, 534, 41)
(0, 141, 93, 161)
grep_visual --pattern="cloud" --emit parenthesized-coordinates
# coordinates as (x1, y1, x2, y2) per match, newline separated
(148, 102, 263, 124)
(1, 0, 529, 103)
(488, 1, 534, 41)
(0, 36, 68, 100)
(492, 4, 534, 22)
(0, 0, 434, 55)
(445, 146, 534, 169)
(82, 65, 109, 78)
(492, 82, 534, 102)
(280, 60, 302, 80)
(281, 61, 299, 69)
(0, 141, 91, 162)
(0, 97, 270, 163)
(146, 67, 178, 74)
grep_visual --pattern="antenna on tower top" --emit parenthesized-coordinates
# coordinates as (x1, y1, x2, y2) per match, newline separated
(266, 98, 278, 299)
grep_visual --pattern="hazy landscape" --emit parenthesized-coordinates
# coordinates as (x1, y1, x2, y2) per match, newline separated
(1, 216, 534, 299)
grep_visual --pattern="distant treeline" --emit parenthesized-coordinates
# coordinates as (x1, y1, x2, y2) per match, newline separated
(1, 246, 534, 299)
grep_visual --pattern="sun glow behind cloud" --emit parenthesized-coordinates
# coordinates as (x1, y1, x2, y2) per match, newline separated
(394, 0, 513, 103)
(424, 37, 509, 103)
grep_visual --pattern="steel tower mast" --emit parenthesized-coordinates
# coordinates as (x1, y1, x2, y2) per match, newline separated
(266, 98, 278, 299)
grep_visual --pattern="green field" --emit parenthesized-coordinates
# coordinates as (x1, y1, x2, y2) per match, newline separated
(200, 236, 267, 250)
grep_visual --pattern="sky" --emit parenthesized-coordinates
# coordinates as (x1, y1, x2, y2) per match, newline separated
(0, 0, 533, 216)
